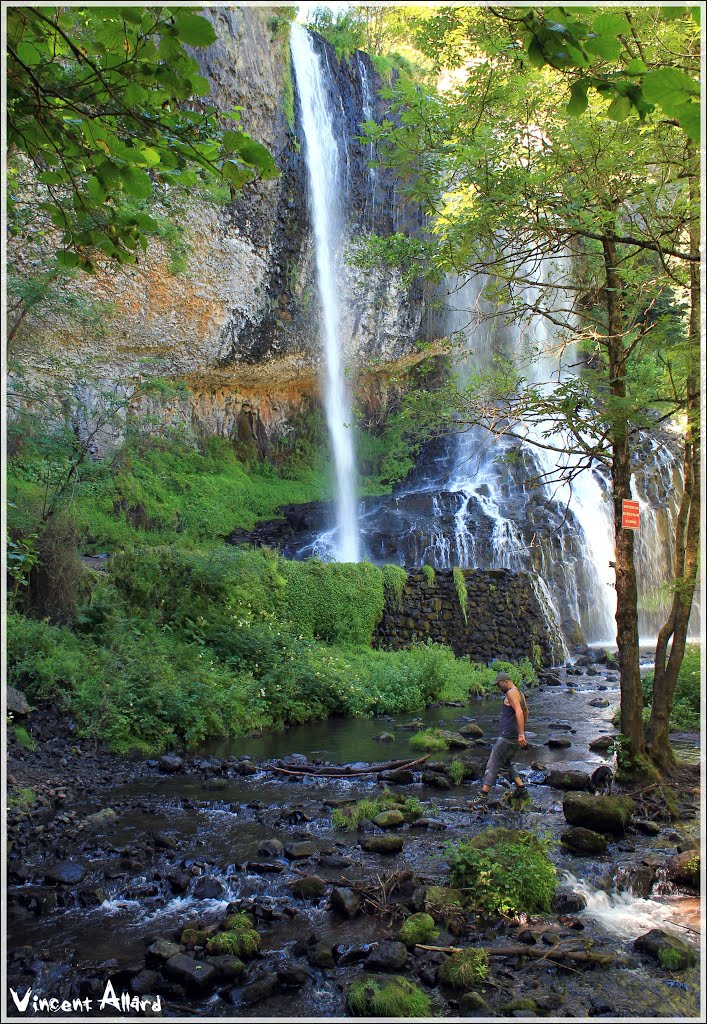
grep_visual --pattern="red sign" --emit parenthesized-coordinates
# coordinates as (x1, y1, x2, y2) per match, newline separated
(622, 499, 640, 530)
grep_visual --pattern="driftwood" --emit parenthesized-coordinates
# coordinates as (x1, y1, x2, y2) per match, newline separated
(416, 943, 614, 967)
(268, 755, 430, 778)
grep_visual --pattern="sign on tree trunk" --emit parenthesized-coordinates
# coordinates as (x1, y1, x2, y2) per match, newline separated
(622, 499, 641, 530)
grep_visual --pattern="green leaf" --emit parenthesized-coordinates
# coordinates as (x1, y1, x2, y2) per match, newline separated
(222, 130, 241, 154)
(527, 37, 547, 69)
(592, 13, 628, 35)
(659, 6, 688, 21)
(642, 67, 700, 107)
(229, 133, 279, 177)
(584, 35, 623, 60)
(624, 58, 647, 75)
(37, 170, 63, 185)
(120, 166, 153, 198)
(190, 74, 211, 96)
(607, 94, 633, 121)
(567, 80, 589, 116)
(676, 102, 700, 142)
(86, 176, 107, 202)
(222, 161, 251, 189)
(56, 250, 79, 268)
(173, 13, 217, 47)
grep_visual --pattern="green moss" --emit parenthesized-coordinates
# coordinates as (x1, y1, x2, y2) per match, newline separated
(658, 946, 686, 971)
(452, 567, 468, 625)
(398, 912, 439, 947)
(206, 929, 260, 958)
(332, 794, 423, 831)
(180, 927, 211, 947)
(382, 564, 408, 609)
(448, 828, 557, 916)
(438, 948, 489, 989)
(12, 724, 37, 750)
(346, 976, 432, 1018)
(7, 787, 36, 812)
(422, 564, 436, 586)
(410, 728, 449, 752)
(448, 759, 465, 786)
(223, 912, 254, 931)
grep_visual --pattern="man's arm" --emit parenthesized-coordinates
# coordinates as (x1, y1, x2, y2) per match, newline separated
(508, 690, 529, 748)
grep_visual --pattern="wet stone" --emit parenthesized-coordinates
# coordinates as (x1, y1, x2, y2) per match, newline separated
(547, 737, 571, 749)
(238, 973, 279, 1005)
(634, 819, 661, 836)
(308, 940, 335, 967)
(362, 835, 404, 854)
(319, 852, 352, 869)
(158, 754, 183, 773)
(634, 929, 697, 969)
(422, 771, 452, 790)
(289, 876, 327, 900)
(373, 810, 404, 828)
(131, 969, 159, 996)
(589, 735, 616, 751)
(258, 839, 284, 857)
(246, 861, 284, 874)
(164, 953, 216, 989)
(147, 939, 182, 963)
(589, 698, 610, 708)
(284, 841, 316, 859)
(367, 940, 408, 972)
(277, 963, 311, 988)
(560, 827, 608, 854)
(553, 888, 587, 914)
(459, 722, 484, 737)
(334, 944, 371, 965)
(166, 870, 189, 893)
(545, 770, 590, 791)
(206, 955, 245, 980)
(331, 886, 361, 919)
(379, 769, 414, 785)
(45, 861, 86, 885)
(192, 876, 226, 900)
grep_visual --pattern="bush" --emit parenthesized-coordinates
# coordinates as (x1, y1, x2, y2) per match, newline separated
(346, 976, 432, 1018)
(281, 559, 385, 644)
(438, 948, 489, 988)
(448, 828, 557, 915)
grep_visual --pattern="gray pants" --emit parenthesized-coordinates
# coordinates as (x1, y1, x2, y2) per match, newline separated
(483, 736, 519, 788)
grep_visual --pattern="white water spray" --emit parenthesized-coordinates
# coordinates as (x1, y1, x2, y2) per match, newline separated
(290, 24, 360, 562)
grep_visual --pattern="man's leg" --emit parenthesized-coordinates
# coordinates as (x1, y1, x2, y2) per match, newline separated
(482, 737, 514, 794)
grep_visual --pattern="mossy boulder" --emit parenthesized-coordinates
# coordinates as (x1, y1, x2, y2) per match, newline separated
(438, 948, 489, 989)
(397, 912, 439, 948)
(664, 851, 700, 892)
(563, 792, 634, 836)
(560, 826, 608, 854)
(410, 729, 449, 753)
(289, 876, 328, 900)
(362, 834, 404, 854)
(206, 954, 245, 980)
(346, 975, 432, 1017)
(373, 809, 404, 828)
(459, 722, 484, 738)
(205, 928, 260, 958)
(634, 929, 697, 970)
(545, 769, 590, 791)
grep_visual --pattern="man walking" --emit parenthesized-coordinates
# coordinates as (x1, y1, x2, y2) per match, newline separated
(477, 672, 529, 802)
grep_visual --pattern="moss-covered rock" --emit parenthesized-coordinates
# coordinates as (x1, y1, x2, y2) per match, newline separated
(205, 928, 260, 958)
(438, 948, 489, 989)
(346, 975, 432, 1018)
(448, 828, 556, 915)
(563, 792, 635, 836)
(410, 729, 449, 752)
(373, 809, 404, 828)
(634, 929, 697, 971)
(560, 826, 608, 854)
(397, 912, 439, 947)
(362, 834, 404, 854)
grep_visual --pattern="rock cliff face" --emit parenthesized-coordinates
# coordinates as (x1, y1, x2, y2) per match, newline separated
(9, 8, 432, 444)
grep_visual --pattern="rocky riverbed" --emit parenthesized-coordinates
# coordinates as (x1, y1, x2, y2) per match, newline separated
(6, 657, 701, 1018)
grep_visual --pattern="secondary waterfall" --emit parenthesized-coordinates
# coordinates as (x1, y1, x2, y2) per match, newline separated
(290, 24, 360, 562)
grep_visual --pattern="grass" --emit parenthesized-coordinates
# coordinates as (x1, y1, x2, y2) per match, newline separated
(7, 787, 36, 812)
(347, 976, 432, 1018)
(410, 728, 450, 753)
(332, 794, 424, 831)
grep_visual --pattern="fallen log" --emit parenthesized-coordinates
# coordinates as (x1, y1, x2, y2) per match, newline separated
(268, 755, 430, 778)
(416, 944, 613, 967)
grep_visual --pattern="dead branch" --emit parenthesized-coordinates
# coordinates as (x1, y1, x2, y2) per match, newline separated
(416, 943, 614, 966)
(268, 755, 430, 778)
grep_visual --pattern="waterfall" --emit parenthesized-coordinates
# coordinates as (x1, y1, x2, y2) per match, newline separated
(290, 24, 360, 562)
(357, 54, 379, 230)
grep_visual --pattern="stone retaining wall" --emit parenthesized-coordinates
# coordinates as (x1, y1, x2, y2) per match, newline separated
(372, 568, 565, 667)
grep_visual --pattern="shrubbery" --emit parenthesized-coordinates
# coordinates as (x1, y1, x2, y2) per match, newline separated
(641, 644, 701, 732)
(448, 828, 557, 916)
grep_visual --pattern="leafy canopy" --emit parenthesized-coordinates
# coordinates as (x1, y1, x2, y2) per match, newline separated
(7, 5, 278, 270)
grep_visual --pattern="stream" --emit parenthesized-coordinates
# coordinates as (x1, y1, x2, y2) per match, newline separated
(7, 660, 701, 1018)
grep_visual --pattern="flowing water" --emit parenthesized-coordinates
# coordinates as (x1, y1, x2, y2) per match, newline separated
(290, 25, 359, 563)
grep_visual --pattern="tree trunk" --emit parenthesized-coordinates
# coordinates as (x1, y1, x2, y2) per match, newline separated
(647, 166, 701, 771)
(603, 236, 644, 758)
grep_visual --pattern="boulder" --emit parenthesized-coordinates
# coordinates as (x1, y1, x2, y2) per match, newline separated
(206, 955, 245, 980)
(289, 876, 327, 900)
(7, 686, 31, 716)
(615, 864, 655, 899)
(239, 973, 279, 1005)
(147, 939, 181, 963)
(589, 735, 616, 751)
(308, 940, 335, 967)
(367, 940, 408, 972)
(553, 888, 587, 915)
(84, 808, 118, 828)
(331, 886, 361, 919)
(563, 792, 634, 835)
(193, 876, 226, 900)
(158, 753, 184, 773)
(459, 722, 484, 738)
(284, 841, 316, 860)
(277, 963, 312, 988)
(245, 860, 284, 874)
(45, 861, 86, 885)
(547, 737, 571, 749)
(373, 810, 404, 828)
(589, 698, 610, 708)
(379, 769, 414, 785)
(664, 850, 700, 891)
(560, 827, 608, 854)
(634, 929, 697, 970)
(164, 953, 216, 989)
(545, 770, 590, 791)
(438, 730, 471, 749)
(373, 732, 395, 743)
(422, 771, 452, 790)
(362, 835, 404, 854)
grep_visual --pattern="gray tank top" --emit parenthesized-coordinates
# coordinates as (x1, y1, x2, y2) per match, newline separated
(500, 695, 518, 737)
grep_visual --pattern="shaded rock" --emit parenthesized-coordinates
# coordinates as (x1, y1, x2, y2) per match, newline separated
(373, 810, 404, 828)
(164, 954, 216, 989)
(438, 730, 471, 749)
(589, 735, 616, 751)
(258, 839, 284, 858)
(308, 940, 335, 967)
(331, 886, 360, 919)
(284, 841, 316, 860)
(362, 835, 404, 854)
(589, 698, 610, 708)
(193, 876, 226, 900)
(615, 864, 655, 899)
(130, 969, 159, 996)
(540, 673, 563, 686)
(158, 754, 184, 773)
(334, 944, 371, 966)
(545, 769, 590, 791)
(563, 792, 634, 835)
(518, 929, 537, 944)
(367, 940, 408, 971)
(45, 862, 86, 886)
(147, 939, 181, 963)
(236, 761, 258, 776)
(289, 876, 327, 900)
(459, 990, 489, 1014)
(553, 888, 587, 914)
(560, 827, 608, 854)
(634, 929, 697, 969)
(547, 737, 571, 749)
(373, 732, 395, 743)
(379, 769, 414, 785)
(422, 771, 452, 790)
(84, 808, 118, 828)
(413, 817, 446, 831)
(277, 963, 311, 988)
(245, 861, 284, 874)
(239, 973, 278, 1005)
(634, 819, 661, 837)
(152, 831, 177, 849)
(206, 955, 245, 980)
(319, 852, 353, 869)
(664, 850, 700, 891)
(7, 686, 31, 716)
